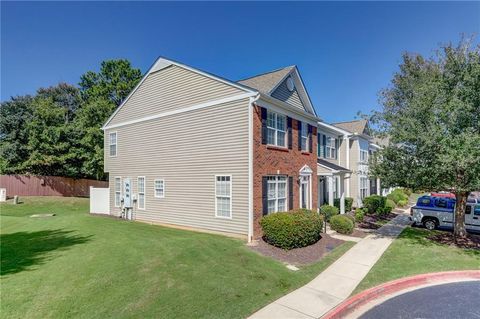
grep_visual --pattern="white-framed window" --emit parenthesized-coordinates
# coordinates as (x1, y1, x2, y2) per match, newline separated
(154, 179, 165, 198)
(326, 136, 336, 159)
(215, 175, 232, 218)
(267, 176, 287, 214)
(137, 177, 145, 210)
(360, 176, 369, 200)
(360, 149, 369, 163)
(114, 177, 121, 207)
(301, 123, 308, 151)
(109, 132, 117, 157)
(266, 110, 287, 147)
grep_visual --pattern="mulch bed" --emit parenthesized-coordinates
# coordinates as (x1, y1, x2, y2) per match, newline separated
(249, 234, 345, 266)
(349, 229, 368, 238)
(427, 232, 480, 250)
(357, 212, 398, 230)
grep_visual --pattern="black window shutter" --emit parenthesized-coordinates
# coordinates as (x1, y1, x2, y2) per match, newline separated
(323, 134, 327, 157)
(262, 176, 268, 215)
(288, 176, 294, 211)
(261, 107, 268, 145)
(318, 134, 323, 157)
(287, 117, 292, 149)
(335, 138, 339, 159)
(308, 125, 313, 153)
(298, 121, 302, 151)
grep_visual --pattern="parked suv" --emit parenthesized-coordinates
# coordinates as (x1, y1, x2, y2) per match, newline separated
(411, 195, 480, 232)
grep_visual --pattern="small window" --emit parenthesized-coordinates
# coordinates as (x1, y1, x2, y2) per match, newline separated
(114, 177, 121, 207)
(137, 177, 145, 210)
(435, 199, 448, 208)
(474, 205, 480, 216)
(267, 176, 287, 214)
(301, 123, 308, 151)
(109, 132, 117, 157)
(466, 205, 472, 214)
(154, 179, 165, 198)
(266, 110, 286, 147)
(360, 149, 368, 162)
(360, 177, 368, 200)
(215, 175, 232, 218)
(420, 198, 431, 206)
(326, 136, 337, 159)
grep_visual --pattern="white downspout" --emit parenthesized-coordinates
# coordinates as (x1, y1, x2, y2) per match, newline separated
(345, 135, 350, 198)
(247, 93, 260, 243)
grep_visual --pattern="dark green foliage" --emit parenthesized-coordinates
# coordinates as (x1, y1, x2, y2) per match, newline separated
(333, 197, 354, 212)
(355, 208, 365, 223)
(319, 205, 339, 222)
(260, 210, 323, 250)
(0, 60, 142, 180)
(345, 213, 356, 225)
(387, 189, 409, 204)
(377, 206, 393, 216)
(362, 195, 387, 214)
(397, 199, 408, 207)
(329, 215, 354, 234)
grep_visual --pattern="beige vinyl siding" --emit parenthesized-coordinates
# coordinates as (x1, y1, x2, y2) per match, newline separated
(108, 65, 245, 126)
(271, 80, 306, 112)
(104, 98, 250, 235)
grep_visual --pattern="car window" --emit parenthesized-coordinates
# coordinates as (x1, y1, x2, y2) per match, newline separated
(436, 199, 447, 208)
(466, 206, 471, 214)
(474, 205, 480, 216)
(419, 198, 431, 206)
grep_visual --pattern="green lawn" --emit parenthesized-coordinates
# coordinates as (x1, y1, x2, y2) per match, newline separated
(354, 227, 480, 294)
(1, 197, 353, 319)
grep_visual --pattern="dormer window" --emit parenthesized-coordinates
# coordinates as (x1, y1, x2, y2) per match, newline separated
(266, 110, 286, 147)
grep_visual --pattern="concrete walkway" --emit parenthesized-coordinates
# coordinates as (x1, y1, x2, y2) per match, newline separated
(249, 211, 412, 319)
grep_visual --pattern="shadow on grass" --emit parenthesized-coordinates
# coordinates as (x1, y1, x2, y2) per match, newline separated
(1, 230, 92, 276)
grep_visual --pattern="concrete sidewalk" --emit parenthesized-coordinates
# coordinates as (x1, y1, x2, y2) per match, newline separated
(249, 211, 412, 319)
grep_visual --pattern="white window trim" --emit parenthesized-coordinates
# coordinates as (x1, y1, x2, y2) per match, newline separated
(325, 135, 336, 159)
(267, 175, 288, 214)
(266, 110, 287, 148)
(215, 175, 232, 219)
(109, 131, 117, 157)
(299, 175, 312, 209)
(301, 122, 309, 152)
(154, 179, 165, 199)
(137, 176, 146, 210)
(359, 176, 369, 200)
(114, 176, 121, 207)
(360, 149, 369, 163)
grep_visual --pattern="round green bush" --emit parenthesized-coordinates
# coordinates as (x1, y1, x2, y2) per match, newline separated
(397, 199, 408, 207)
(354, 208, 365, 222)
(387, 189, 409, 204)
(345, 213, 356, 225)
(329, 215, 354, 235)
(260, 210, 323, 250)
(377, 206, 393, 216)
(320, 205, 339, 222)
(386, 199, 396, 209)
(362, 195, 387, 214)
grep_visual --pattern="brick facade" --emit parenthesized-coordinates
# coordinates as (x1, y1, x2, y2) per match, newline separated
(252, 104, 318, 238)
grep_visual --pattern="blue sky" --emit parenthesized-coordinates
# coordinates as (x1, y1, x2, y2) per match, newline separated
(2, 2, 479, 122)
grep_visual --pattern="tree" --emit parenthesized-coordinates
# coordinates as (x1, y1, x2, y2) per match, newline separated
(370, 38, 480, 239)
(0, 95, 34, 174)
(79, 59, 142, 106)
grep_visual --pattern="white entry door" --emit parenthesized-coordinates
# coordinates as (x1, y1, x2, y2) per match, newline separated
(300, 175, 310, 209)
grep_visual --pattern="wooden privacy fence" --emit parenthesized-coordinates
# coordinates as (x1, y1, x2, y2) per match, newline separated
(0, 175, 108, 197)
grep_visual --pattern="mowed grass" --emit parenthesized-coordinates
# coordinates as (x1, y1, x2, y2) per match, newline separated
(354, 227, 480, 294)
(1, 197, 354, 319)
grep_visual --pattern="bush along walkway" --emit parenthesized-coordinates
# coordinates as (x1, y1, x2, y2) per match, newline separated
(249, 208, 412, 319)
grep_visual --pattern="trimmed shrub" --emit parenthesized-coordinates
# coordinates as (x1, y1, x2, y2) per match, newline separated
(320, 205, 339, 222)
(397, 199, 408, 207)
(377, 206, 393, 216)
(387, 189, 409, 204)
(345, 213, 356, 225)
(330, 215, 354, 234)
(355, 208, 365, 223)
(362, 195, 387, 214)
(334, 197, 354, 212)
(400, 188, 412, 196)
(386, 199, 396, 209)
(260, 210, 323, 250)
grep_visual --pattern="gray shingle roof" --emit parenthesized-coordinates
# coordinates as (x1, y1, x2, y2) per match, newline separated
(237, 66, 295, 94)
(332, 119, 368, 135)
(317, 159, 350, 172)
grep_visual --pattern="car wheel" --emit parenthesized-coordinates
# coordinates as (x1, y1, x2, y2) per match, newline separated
(423, 219, 437, 230)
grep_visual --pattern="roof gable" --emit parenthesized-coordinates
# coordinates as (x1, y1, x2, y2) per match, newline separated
(238, 66, 317, 116)
(332, 119, 369, 135)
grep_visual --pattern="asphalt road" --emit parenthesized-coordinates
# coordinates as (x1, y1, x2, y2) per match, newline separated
(359, 281, 480, 319)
